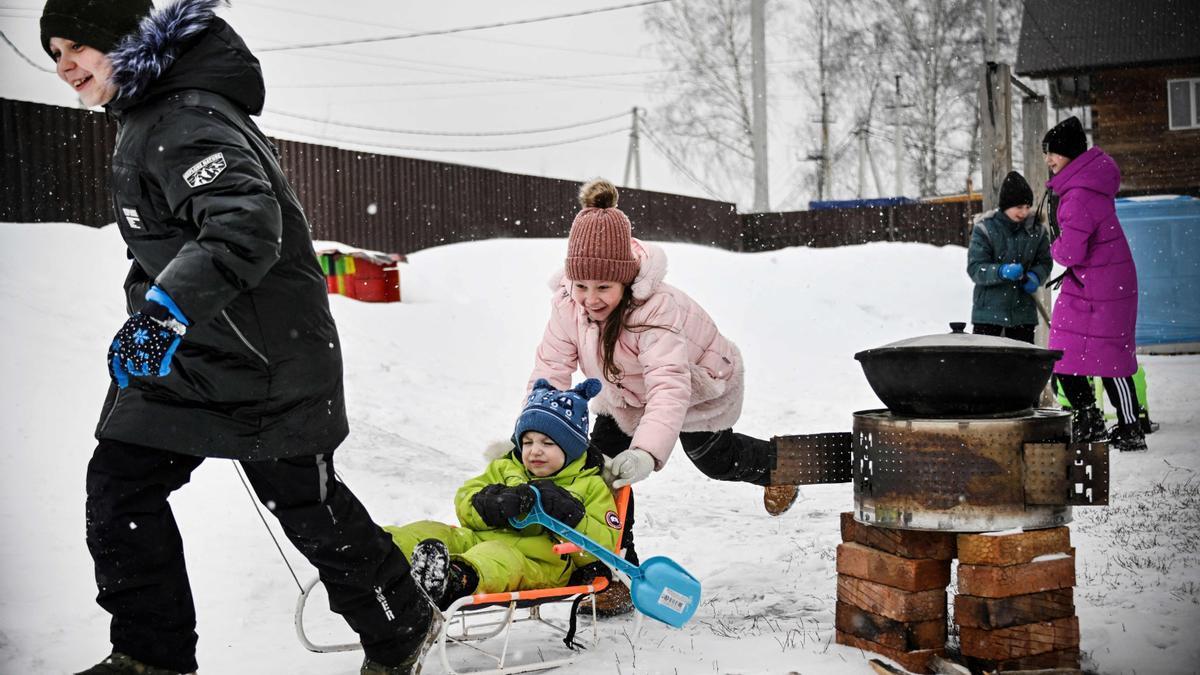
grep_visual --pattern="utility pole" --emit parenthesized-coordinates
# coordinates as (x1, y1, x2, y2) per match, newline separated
(865, 136, 885, 197)
(821, 90, 832, 199)
(750, 0, 769, 211)
(885, 75, 912, 197)
(979, 61, 1013, 210)
(806, 87, 833, 201)
(623, 106, 642, 189)
(855, 126, 867, 198)
(985, 0, 997, 62)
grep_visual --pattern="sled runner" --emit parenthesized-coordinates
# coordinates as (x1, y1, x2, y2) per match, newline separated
(295, 486, 635, 674)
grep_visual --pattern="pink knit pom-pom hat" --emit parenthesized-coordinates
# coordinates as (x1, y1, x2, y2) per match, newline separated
(565, 178, 639, 284)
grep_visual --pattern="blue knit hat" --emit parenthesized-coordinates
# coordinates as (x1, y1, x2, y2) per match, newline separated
(513, 378, 603, 466)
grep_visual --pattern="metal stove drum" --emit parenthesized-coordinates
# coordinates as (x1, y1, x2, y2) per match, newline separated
(768, 324, 1109, 672)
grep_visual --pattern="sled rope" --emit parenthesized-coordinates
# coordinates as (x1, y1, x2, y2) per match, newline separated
(234, 463, 305, 593)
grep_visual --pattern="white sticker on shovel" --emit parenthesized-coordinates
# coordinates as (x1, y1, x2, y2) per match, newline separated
(657, 587, 690, 613)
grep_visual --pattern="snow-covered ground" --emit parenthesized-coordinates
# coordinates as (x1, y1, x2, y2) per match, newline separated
(1, 222, 1196, 674)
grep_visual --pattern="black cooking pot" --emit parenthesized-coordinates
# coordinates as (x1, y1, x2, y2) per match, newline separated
(854, 322, 1063, 417)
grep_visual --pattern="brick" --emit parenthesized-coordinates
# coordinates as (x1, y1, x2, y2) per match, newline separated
(841, 512, 956, 560)
(957, 527, 1071, 566)
(837, 542, 951, 591)
(963, 646, 1081, 672)
(836, 629, 944, 674)
(959, 616, 1080, 660)
(954, 588, 1075, 629)
(837, 574, 947, 622)
(836, 601, 946, 651)
(957, 554, 1075, 598)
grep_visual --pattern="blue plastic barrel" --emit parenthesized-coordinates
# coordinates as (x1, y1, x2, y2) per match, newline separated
(1116, 195, 1200, 350)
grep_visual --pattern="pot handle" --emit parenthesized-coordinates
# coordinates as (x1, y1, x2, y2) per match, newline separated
(949, 322, 967, 333)
(1023, 441, 1109, 506)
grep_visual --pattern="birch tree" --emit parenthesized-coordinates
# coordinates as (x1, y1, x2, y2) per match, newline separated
(642, 0, 756, 205)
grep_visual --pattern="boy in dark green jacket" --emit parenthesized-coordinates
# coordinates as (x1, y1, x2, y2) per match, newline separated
(386, 379, 620, 610)
(967, 171, 1054, 343)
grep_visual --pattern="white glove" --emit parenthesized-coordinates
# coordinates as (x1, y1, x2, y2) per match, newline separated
(603, 448, 656, 488)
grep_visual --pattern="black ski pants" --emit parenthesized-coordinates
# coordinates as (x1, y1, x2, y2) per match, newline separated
(589, 414, 773, 564)
(85, 439, 430, 673)
(1056, 373, 1141, 427)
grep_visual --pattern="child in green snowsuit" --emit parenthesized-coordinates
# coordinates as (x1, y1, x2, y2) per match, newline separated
(387, 378, 620, 610)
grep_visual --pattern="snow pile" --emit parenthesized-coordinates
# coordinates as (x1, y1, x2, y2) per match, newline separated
(1, 222, 1197, 673)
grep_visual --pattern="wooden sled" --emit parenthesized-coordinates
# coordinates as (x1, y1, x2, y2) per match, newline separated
(295, 486, 634, 674)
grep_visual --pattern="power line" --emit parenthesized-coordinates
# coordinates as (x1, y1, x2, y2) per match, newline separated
(269, 67, 664, 91)
(240, 0, 654, 62)
(261, 124, 628, 153)
(242, 33, 650, 96)
(259, 0, 672, 53)
(264, 109, 628, 137)
(638, 124, 728, 202)
(864, 126, 972, 162)
(0, 28, 54, 73)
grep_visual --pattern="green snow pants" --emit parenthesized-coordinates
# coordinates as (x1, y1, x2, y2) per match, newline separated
(385, 520, 574, 595)
(1056, 365, 1149, 418)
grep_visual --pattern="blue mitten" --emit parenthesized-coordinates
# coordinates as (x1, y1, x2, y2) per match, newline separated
(108, 286, 189, 388)
(1022, 270, 1041, 294)
(998, 263, 1025, 281)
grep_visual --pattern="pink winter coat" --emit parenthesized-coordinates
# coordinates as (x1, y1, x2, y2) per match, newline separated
(1047, 147, 1139, 377)
(529, 240, 744, 469)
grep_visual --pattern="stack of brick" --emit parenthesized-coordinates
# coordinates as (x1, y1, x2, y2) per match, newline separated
(955, 527, 1081, 672)
(835, 513, 956, 673)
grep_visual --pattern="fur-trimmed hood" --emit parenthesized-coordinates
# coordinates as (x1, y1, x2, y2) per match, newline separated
(108, 0, 264, 114)
(548, 238, 667, 299)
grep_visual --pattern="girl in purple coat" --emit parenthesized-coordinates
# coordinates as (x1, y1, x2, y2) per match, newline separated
(1042, 116, 1146, 452)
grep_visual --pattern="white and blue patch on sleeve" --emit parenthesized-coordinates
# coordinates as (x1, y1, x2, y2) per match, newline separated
(182, 152, 227, 188)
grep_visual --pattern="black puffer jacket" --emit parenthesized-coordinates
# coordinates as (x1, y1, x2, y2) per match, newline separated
(96, 0, 348, 460)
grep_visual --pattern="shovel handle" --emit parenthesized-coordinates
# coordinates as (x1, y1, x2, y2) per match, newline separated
(510, 485, 640, 580)
(1032, 293, 1052, 325)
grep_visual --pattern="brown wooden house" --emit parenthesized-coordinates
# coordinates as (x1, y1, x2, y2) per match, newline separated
(1016, 0, 1200, 196)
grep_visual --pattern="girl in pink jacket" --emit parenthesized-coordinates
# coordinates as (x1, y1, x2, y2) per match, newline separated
(528, 178, 798, 614)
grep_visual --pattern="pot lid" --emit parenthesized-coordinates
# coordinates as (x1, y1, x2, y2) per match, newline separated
(859, 322, 1056, 353)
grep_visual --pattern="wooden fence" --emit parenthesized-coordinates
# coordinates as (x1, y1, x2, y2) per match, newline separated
(1, 97, 979, 253)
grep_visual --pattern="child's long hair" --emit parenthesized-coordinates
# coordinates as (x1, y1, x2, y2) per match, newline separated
(598, 286, 672, 384)
(575, 179, 674, 384)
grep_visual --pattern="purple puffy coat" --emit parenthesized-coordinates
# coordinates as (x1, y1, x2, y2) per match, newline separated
(1046, 147, 1138, 377)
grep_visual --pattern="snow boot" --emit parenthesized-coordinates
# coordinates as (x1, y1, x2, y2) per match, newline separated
(1109, 423, 1148, 452)
(1070, 406, 1107, 443)
(441, 560, 479, 609)
(588, 577, 634, 617)
(409, 539, 478, 611)
(1139, 411, 1160, 435)
(763, 484, 799, 516)
(410, 539, 451, 607)
(74, 653, 194, 675)
(360, 607, 444, 675)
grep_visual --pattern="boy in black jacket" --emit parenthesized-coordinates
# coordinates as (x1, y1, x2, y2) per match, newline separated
(41, 0, 435, 672)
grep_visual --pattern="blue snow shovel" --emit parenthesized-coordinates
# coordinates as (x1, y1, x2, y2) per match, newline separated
(509, 484, 701, 628)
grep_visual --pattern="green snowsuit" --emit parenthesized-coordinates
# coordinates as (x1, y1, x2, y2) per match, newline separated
(385, 451, 620, 596)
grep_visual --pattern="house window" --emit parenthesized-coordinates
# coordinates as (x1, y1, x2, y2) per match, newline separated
(1167, 78, 1200, 130)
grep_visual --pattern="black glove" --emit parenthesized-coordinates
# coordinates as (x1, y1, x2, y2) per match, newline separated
(471, 484, 535, 528)
(530, 480, 586, 527)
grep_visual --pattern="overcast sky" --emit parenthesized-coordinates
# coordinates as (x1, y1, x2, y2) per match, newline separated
(2, 0, 812, 205)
